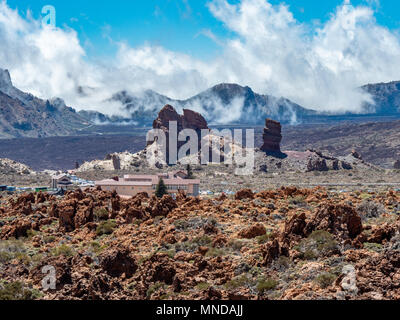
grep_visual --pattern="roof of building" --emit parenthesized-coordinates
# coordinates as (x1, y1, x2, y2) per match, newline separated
(96, 174, 200, 186)
(52, 174, 70, 180)
(95, 179, 153, 187)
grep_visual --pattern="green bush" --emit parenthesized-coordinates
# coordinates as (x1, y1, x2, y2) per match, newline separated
(256, 234, 271, 244)
(94, 207, 109, 221)
(296, 230, 339, 260)
(0, 240, 28, 264)
(205, 247, 226, 257)
(155, 178, 168, 198)
(43, 235, 56, 244)
(364, 242, 383, 252)
(0, 281, 42, 300)
(146, 282, 164, 299)
(256, 278, 278, 293)
(51, 244, 75, 257)
(193, 235, 212, 246)
(224, 275, 253, 290)
(315, 272, 336, 289)
(195, 282, 211, 291)
(96, 220, 116, 236)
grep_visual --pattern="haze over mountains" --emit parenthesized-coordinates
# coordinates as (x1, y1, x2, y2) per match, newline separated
(1, 67, 400, 139)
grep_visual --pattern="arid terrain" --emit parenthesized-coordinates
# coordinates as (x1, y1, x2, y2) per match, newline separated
(0, 186, 399, 300)
(1, 106, 400, 301)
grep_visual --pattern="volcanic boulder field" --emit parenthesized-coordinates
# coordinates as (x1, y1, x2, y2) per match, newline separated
(0, 186, 399, 300)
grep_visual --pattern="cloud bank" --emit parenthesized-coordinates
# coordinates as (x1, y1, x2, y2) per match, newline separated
(1, 0, 400, 116)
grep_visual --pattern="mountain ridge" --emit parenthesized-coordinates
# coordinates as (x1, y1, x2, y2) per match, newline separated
(2, 67, 400, 138)
(0, 68, 90, 139)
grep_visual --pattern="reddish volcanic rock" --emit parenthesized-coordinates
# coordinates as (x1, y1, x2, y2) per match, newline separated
(147, 195, 177, 218)
(100, 246, 138, 278)
(260, 119, 282, 154)
(305, 204, 363, 240)
(262, 239, 281, 266)
(0, 218, 33, 239)
(152, 105, 209, 132)
(235, 189, 254, 200)
(238, 223, 266, 239)
(148, 105, 209, 163)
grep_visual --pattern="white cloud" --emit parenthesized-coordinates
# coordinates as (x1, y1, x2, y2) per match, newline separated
(1, 0, 400, 117)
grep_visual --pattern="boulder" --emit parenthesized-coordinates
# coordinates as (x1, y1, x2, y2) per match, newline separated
(238, 223, 266, 239)
(307, 158, 328, 172)
(235, 189, 254, 200)
(100, 247, 137, 278)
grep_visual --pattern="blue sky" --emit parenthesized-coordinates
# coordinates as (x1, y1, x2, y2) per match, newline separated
(6, 0, 400, 60)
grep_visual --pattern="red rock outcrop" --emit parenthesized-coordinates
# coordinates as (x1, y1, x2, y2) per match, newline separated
(238, 223, 266, 239)
(260, 119, 282, 154)
(305, 204, 363, 240)
(147, 195, 177, 218)
(100, 246, 138, 278)
(148, 105, 209, 163)
(235, 189, 254, 200)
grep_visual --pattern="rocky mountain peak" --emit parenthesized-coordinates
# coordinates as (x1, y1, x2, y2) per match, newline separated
(0, 68, 12, 90)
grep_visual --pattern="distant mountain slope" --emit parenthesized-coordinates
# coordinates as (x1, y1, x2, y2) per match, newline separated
(0, 69, 90, 138)
(108, 83, 316, 126)
(281, 120, 400, 168)
(362, 81, 400, 114)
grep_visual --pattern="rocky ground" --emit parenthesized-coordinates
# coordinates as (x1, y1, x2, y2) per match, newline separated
(0, 186, 399, 300)
(75, 147, 400, 194)
(0, 158, 51, 188)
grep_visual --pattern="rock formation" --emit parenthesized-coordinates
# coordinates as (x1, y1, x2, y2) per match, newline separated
(148, 105, 209, 163)
(260, 119, 283, 156)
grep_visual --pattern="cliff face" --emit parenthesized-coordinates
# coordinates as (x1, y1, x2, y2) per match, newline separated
(260, 119, 283, 155)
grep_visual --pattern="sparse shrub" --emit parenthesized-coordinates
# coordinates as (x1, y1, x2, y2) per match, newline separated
(289, 195, 307, 206)
(275, 256, 291, 269)
(146, 282, 164, 298)
(51, 244, 75, 257)
(43, 235, 56, 244)
(94, 207, 109, 221)
(0, 281, 42, 300)
(193, 235, 212, 247)
(295, 230, 339, 260)
(195, 282, 211, 291)
(364, 242, 383, 252)
(89, 241, 105, 254)
(0, 240, 28, 264)
(96, 220, 116, 236)
(26, 229, 38, 239)
(357, 200, 385, 220)
(224, 275, 253, 290)
(158, 249, 176, 259)
(315, 272, 336, 289)
(256, 234, 271, 244)
(205, 247, 225, 257)
(256, 277, 278, 293)
(228, 239, 246, 251)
